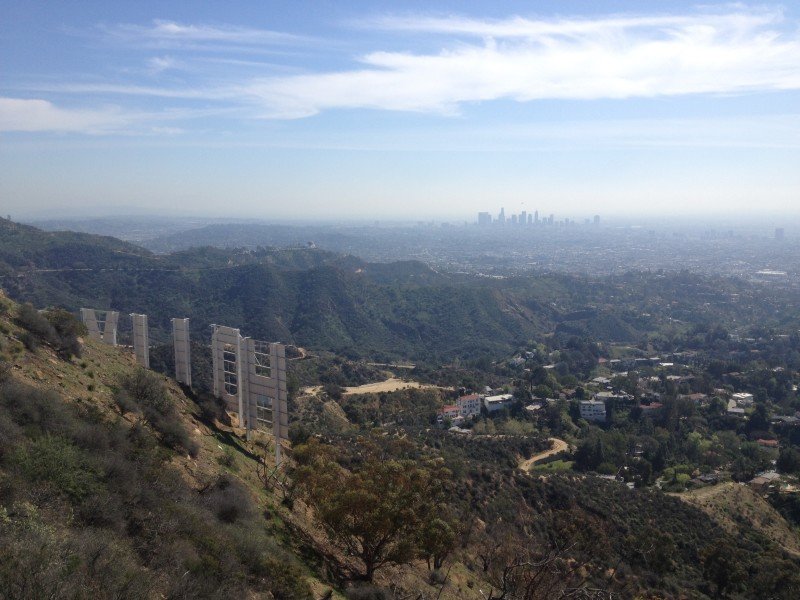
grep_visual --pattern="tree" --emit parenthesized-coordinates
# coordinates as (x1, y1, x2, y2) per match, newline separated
(294, 440, 451, 581)
(702, 541, 746, 598)
(777, 447, 800, 475)
(417, 515, 456, 570)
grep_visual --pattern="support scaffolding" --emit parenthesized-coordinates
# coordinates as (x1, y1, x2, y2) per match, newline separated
(211, 325, 288, 464)
(171, 318, 192, 386)
(130, 313, 150, 368)
(80, 308, 119, 346)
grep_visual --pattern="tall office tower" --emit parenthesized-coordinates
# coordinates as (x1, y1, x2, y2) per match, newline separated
(549, 214, 554, 225)
(520, 210, 527, 225)
(511, 214, 518, 225)
(478, 212, 492, 226)
(498, 207, 506, 224)
(594, 215, 601, 226)
(775, 228, 785, 240)
(534, 210, 539, 224)
(528, 214, 533, 224)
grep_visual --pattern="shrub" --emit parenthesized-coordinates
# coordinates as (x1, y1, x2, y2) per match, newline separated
(45, 308, 85, 358)
(262, 558, 314, 600)
(0, 360, 11, 384)
(13, 434, 99, 502)
(13, 304, 85, 359)
(346, 584, 390, 600)
(15, 303, 57, 345)
(114, 389, 140, 415)
(19, 331, 39, 351)
(218, 449, 236, 469)
(116, 369, 198, 456)
(196, 393, 225, 424)
(0, 380, 79, 438)
(203, 475, 253, 524)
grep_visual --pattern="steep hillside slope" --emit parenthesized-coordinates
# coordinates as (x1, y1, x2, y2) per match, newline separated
(679, 482, 800, 557)
(0, 293, 327, 599)
(0, 293, 501, 599)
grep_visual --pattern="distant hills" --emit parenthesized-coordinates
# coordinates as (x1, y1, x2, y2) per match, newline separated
(1, 218, 557, 361)
(3, 217, 795, 363)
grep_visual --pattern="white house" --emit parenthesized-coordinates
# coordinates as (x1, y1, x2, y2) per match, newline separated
(733, 392, 754, 407)
(437, 404, 462, 425)
(456, 393, 483, 418)
(484, 393, 514, 413)
(580, 399, 607, 422)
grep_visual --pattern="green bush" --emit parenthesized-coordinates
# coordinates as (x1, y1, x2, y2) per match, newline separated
(15, 303, 57, 346)
(261, 558, 314, 600)
(14, 304, 85, 358)
(45, 308, 85, 358)
(13, 434, 99, 501)
(115, 369, 199, 456)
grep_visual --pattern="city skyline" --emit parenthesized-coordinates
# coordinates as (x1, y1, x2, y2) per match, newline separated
(1, 1, 799, 219)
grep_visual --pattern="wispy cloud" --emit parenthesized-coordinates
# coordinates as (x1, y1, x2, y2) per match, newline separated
(147, 55, 182, 73)
(0, 97, 202, 134)
(358, 8, 782, 38)
(0, 98, 136, 133)
(103, 19, 311, 49)
(246, 7, 800, 118)
(8, 7, 800, 130)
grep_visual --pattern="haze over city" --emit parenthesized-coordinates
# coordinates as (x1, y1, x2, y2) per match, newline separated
(7, 3, 800, 598)
(1, 0, 799, 220)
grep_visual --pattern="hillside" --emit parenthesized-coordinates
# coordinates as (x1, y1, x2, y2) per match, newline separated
(5, 218, 800, 367)
(0, 292, 330, 598)
(0, 219, 563, 361)
(0, 292, 507, 599)
(679, 482, 800, 557)
(0, 217, 152, 273)
(5, 294, 800, 597)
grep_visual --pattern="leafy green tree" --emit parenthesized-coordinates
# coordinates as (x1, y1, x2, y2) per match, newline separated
(417, 516, 456, 570)
(294, 440, 451, 581)
(702, 541, 746, 598)
(777, 447, 800, 475)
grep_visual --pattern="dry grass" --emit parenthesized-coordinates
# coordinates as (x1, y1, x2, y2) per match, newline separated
(678, 481, 800, 556)
(343, 377, 445, 395)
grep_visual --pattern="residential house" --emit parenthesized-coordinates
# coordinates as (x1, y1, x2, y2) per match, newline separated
(484, 393, 515, 413)
(456, 393, 483, 418)
(580, 399, 607, 422)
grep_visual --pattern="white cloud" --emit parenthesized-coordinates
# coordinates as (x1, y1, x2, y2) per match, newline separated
(0, 98, 135, 133)
(147, 55, 182, 73)
(105, 19, 309, 49)
(246, 7, 800, 118)
(0, 97, 199, 134)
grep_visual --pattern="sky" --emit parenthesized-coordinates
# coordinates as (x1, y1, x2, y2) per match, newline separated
(1, 0, 799, 221)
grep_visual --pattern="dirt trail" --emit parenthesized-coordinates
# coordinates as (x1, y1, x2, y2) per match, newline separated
(519, 438, 570, 471)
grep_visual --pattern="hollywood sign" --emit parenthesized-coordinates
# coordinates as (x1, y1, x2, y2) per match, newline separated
(80, 308, 288, 463)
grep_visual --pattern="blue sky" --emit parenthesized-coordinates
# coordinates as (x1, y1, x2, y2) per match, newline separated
(1, 1, 799, 220)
